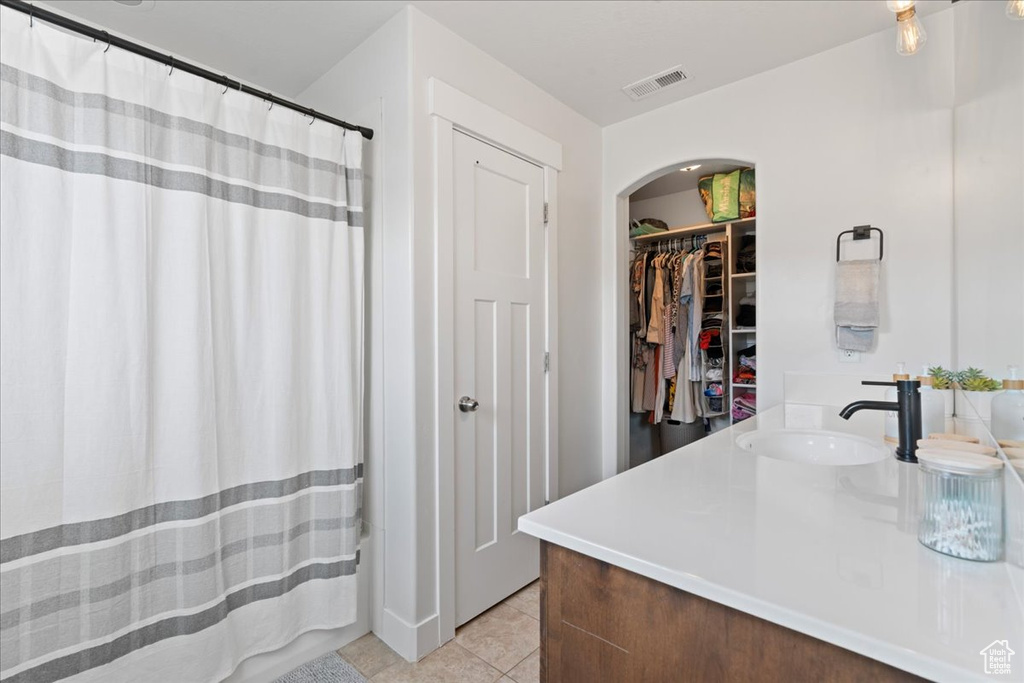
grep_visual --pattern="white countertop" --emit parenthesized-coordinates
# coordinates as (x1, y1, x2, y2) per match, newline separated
(519, 404, 1024, 682)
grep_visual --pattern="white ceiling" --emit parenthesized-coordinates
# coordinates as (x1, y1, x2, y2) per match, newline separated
(39, 1, 949, 126)
(41, 1, 407, 97)
(414, 0, 949, 125)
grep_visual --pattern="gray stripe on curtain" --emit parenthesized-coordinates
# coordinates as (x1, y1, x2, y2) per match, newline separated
(0, 513, 361, 631)
(3, 557, 359, 683)
(0, 131, 364, 225)
(0, 64, 363, 193)
(0, 465, 363, 563)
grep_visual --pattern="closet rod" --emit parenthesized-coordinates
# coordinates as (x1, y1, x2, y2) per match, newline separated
(1, 0, 374, 140)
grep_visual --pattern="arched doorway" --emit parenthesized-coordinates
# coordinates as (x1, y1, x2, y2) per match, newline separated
(617, 159, 758, 470)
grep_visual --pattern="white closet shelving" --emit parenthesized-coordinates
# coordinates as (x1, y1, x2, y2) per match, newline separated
(629, 216, 757, 425)
(727, 219, 756, 423)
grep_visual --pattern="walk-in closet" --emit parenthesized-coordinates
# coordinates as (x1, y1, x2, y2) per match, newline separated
(628, 161, 758, 468)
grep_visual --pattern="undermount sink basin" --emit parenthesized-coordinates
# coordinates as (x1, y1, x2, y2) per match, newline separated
(735, 429, 889, 466)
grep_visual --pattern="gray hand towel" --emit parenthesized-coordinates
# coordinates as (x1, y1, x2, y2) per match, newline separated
(835, 259, 879, 351)
(836, 325, 876, 352)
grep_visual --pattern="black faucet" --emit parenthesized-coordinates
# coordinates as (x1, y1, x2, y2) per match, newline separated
(839, 380, 922, 463)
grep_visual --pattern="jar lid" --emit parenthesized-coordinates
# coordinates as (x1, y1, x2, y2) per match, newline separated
(917, 449, 1004, 472)
(917, 439, 997, 456)
(927, 432, 979, 444)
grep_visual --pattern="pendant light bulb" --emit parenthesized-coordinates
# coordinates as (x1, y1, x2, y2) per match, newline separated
(895, 7, 927, 56)
(1008, 0, 1024, 20)
(886, 0, 916, 12)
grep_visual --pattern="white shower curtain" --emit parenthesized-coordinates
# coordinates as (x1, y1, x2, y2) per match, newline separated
(0, 8, 363, 682)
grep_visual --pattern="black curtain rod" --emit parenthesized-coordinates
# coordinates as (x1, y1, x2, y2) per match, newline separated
(0, 0, 374, 140)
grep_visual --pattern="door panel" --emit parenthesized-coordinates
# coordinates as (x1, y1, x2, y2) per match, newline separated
(473, 299, 497, 550)
(454, 131, 546, 626)
(473, 166, 530, 278)
(510, 301, 530, 530)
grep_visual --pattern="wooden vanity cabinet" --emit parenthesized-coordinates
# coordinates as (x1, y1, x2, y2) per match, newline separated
(539, 541, 924, 683)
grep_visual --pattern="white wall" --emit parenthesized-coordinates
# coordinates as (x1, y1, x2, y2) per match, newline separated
(628, 188, 708, 227)
(408, 6, 604, 498)
(295, 0, 1021, 665)
(300, 5, 604, 661)
(298, 8, 411, 658)
(407, 5, 603, 653)
(952, 0, 1024, 374)
(601, 11, 957, 476)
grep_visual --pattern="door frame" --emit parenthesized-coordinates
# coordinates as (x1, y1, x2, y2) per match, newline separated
(604, 157, 758, 478)
(430, 77, 562, 644)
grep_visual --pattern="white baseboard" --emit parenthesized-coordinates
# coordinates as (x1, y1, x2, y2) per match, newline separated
(379, 608, 440, 662)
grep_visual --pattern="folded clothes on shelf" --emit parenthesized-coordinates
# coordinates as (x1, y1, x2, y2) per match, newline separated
(735, 234, 756, 273)
(698, 328, 720, 350)
(737, 344, 756, 366)
(699, 318, 724, 359)
(704, 383, 724, 397)
(734, 368, 756, 384)
(732, 391, 756, 421)
(736, 295, 756, 328)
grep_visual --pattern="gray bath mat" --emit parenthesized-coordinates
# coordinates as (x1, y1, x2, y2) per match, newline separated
(274, 652, 367, 683)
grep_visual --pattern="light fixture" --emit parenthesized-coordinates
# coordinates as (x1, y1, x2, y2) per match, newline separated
(895, 5, 927, 56)
(1008, 0, 1024, 20)
(886, 0, 916, 12)
(679, 164, 701, 172)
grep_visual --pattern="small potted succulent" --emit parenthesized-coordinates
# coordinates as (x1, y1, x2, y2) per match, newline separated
(927, 366, 955, 425)
(953, 367, 1003, 423)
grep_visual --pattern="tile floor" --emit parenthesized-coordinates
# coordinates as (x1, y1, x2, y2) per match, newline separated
(337, 581, 540, 682)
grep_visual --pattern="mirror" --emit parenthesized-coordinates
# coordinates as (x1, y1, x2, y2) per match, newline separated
(952, 1, 1023, 378)
(952, 1, 1024, 569)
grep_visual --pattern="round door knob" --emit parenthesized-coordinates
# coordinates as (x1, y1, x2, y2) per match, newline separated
(458, 396, 479, 413)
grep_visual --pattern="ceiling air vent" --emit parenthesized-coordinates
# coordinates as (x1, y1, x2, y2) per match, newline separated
(622, 66, 689, 101)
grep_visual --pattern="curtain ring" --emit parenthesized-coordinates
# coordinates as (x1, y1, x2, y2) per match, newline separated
(308, 111, 316, 126)
(29, 6, 34, 27)
(222, 78, 230, 95)
(167, 57, 174, 76)
(103, 31, 111, 53)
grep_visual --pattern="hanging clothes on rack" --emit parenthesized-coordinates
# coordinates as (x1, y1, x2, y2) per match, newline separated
(629, 234, 712, 428)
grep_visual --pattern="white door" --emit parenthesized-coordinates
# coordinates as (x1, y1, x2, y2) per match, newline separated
(453, 131, 547, 626)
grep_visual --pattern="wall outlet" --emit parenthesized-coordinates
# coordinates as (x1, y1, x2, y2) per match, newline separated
(839, 349, 861, 363)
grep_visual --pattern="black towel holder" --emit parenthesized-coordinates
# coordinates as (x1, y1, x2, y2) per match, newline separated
(836, 225, 883, 262)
